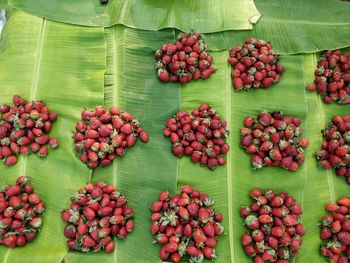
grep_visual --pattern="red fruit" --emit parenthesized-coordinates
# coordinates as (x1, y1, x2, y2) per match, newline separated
(5, 185, 21, 197)
(178, 206, 189, 220)
(193, 228, 206, 244)
(271, 196, 284, 207)
(244, 244, 256, 257)
(187, 245, 202, 257)
(203, 246, 216, 259)
(77, 223, 88, 235)
(159, 246, 170, 260)
(84, 207, 96, 221)
(262, 78, 274, 88)
(338, 198, 350, 207)
(172, 144, 184, 158)
(140, 132, 148, 142)
(3, 235, 17, 248)
(182, 224, 192, 238)
(241, 233, 252, 246)
(251, 155, 263, 169)
(214, 212, 223, 223)
(258, 214, 271, 224)
(4, 155, 17, 166)
(158, 69, 170, 82)
(338, 231, 350, 245)
(233, 78, 244, 90)
(24, 232, 36, 242)
(16, 235, 26, 247)
(126, 220, 134, 233)
(331, 220, 341, 233)
(82, 236, 96, 248)
(28, 193, 41, 204)
(64, 225, 76, 239)
(38, 146, 48, 157)
(284, 214, 298, 226)
(295, 224, 305, 236)
(271, 226, 285, 237)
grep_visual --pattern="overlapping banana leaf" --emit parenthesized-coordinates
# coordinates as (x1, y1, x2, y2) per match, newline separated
(9, 0, 260, 32)
(203, 0, 350, 54)
(1, 6, 350, 263)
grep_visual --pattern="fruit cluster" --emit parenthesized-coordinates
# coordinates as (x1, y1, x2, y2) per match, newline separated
(228, 38, 284, 91)
(151, 185, 224, 262)
(240, 111, 309, 171)
(241, 189, 305, 262)
(0, 95, 59, 166)
(307, 50, 350, 104)
(316, 116, 350, 183)
(74, 106, 148, 169)
(320, 197, 350, 263)
(0, 176, 44, 248)
(61, 181, 134, 253)
(155, 32, 215, 84)
(163, 104, 229, 170)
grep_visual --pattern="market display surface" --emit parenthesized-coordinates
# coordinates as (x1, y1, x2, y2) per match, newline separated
(0, 0, 350, 263)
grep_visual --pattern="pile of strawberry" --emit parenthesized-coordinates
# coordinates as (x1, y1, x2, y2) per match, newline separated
(320, 197, 350, 263)
(240, 111, 309, 171)
(241, 189, 305, 262)
(61, 181, 134, 253)
(316, 116, 350, 183)
(151, 185, 224, 262)
(228, 38, 284, 91)
(74, 106, 148, 169)
(0, 176, 45, 248)
(0, 95, 59, 166)
(163, 104, 229, 170)
(307, 50, 350, 104)
(155, 32, 215, 84)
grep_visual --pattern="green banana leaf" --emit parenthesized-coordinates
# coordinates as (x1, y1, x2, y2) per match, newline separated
(203, 0, 350, 54)
(0, 0, 9, 11)
(1, 8, 350, 263)
(0, 10, 106, 263)
(9, 0, 260, 32)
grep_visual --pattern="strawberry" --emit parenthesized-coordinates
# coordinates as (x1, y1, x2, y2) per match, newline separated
(16, 235, 26, 247)
(258, 214, 272, 224)
(284, 214, 298, 226)
(29, 217, 42, 228)
(104, 241, 115, 253)
(83, 207, 96, 221)
(178, 206, 189, 220)
(187, 245, 202, 257)
(139, 132, 148, 142)
(9, 196, 22, 208)
(151, 200, 163, 212)
(271, 226, 285, 237)
(331, 220, 342, 233)
(82, 235, 96, 248)
(28, 193, 41, 204)
(38, 146, 48, 157)
(126, 219, 134, 232)
(24, 232, 37, 242)
(245, 215, 259, 230)
(338, 198, 350, 207)
(203, 224, 215, 237)
(271, 196, 284, 207)
(158, 69, 170, 82)
(182, 224, 193, 237)
(5, 185, 21, 197)
(64, 225, 77, 239)
(241, 233, 252, 246)
(203, 246, 216, 259)
(3, 235, 17, 248)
